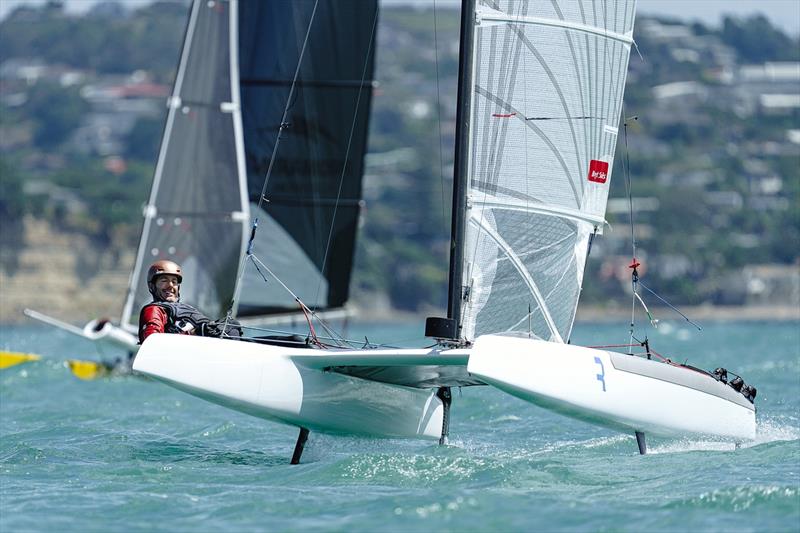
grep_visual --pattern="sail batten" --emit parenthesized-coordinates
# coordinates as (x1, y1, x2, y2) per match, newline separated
(477, 9, 633, 44)
(471, 195, 605, 226)
(459, 0, 636, 342)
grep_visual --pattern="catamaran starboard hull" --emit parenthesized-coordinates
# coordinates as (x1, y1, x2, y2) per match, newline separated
(467, 335, 756, 441)
(133, 334, 445, 439)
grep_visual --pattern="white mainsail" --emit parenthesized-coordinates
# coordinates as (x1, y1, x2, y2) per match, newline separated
(459, 0, 636, 342)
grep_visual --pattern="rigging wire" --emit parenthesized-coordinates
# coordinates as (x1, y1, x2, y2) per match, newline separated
(247, 254, 349, 346)
(612, 2, 702, 349)
(621, 108, 640, 352)
(620, 112, 703, 346)
(638, 279, 703, 331)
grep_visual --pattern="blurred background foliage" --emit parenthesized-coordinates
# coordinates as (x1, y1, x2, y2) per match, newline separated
(0, 1, 797, 313)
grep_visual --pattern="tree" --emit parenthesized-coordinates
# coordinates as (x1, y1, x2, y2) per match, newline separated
(0, 160, 27, 273)
(24, 82, 89, 149)
(721, 15, 800, 62)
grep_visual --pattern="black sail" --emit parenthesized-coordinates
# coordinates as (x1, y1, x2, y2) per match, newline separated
(122, 0, 247, 330)
(122, 0, 376, 330)
(236, 0, 377, 316)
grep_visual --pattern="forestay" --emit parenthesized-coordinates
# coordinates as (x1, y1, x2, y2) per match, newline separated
(459, 0, 636, 342)
(121, 0, 249, 330)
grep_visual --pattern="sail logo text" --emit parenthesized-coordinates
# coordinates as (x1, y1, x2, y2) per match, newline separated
(587, 160, 608, 183)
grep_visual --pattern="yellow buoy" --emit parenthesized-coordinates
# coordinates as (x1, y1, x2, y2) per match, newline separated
(0, 350, 41, 369)
(66, 360, 112, 380)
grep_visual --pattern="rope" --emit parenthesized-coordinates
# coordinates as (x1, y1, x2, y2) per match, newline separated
(299, 300, 322, 347)
(589, 343, 640, 349)
(247, 256, 349, 347)
(633, 291, 657, 328)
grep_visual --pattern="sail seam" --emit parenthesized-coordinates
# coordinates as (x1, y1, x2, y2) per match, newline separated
(551, 1, 589, 188)
(314, 2, 379, 312)
(240, 78, 374, 88)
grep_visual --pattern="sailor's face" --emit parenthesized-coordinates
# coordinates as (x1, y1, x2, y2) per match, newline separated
(154, 274, 180, 302)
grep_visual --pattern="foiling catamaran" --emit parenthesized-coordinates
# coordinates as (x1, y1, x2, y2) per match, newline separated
(130, 0, 756, 463)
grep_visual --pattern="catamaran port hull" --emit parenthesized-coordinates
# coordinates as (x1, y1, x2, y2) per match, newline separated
(468, 335, 756, 441)
(133, 334, 445, 439)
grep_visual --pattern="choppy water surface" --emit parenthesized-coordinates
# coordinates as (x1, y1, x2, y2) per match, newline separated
(1, 321, 798, 531)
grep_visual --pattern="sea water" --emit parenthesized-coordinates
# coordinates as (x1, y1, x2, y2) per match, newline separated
(1, 320, 798, 532)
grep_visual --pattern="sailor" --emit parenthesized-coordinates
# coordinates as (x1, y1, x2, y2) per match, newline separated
(138, 260, 241, 343)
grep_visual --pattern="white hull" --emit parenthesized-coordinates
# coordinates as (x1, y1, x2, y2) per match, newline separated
(468, 335, 756, 441)
(133, 334, 445, 439)
(132, 331, 756, 445)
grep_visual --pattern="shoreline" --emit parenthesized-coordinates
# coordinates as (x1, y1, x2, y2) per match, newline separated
(354, 304, 800, 325)
(349, 303, 799, 324)
(574, 304, 799, 323)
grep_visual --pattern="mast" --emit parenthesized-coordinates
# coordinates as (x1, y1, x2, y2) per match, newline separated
(227, 0, 251, 319)
(446, 0, 476, 338)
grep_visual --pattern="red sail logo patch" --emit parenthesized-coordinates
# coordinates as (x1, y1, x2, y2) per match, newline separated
(587, 160, 608, 183)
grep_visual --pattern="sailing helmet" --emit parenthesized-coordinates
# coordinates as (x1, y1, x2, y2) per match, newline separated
(147, 259, 183, 302)
(147, 260, 183, 284)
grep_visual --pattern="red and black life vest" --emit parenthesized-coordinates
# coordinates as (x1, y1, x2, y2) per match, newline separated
(140, 302, 242, 338)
